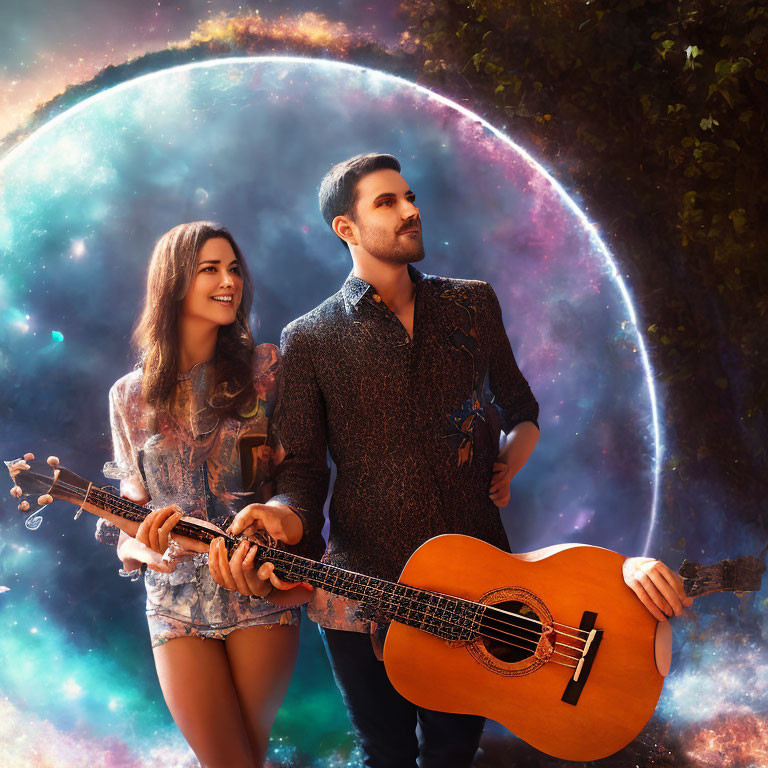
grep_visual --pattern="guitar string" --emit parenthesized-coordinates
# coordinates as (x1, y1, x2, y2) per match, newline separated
(43, 477, 591, 656)
(263, 548, 583, 665)
(263, 542, 590, 643)
(479, 610, 586, 649)
(482, 604, 589, 642)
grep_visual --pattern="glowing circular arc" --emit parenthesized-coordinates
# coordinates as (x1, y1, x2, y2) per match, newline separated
(0, 55, 662, 555)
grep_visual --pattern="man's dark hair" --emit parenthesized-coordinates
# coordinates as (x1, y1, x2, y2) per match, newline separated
(318, 153, 401, 249)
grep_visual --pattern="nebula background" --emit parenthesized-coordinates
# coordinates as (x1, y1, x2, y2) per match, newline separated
(0, 4, 765, 768)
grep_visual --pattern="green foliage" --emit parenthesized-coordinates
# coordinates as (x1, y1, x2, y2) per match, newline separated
(401, 0, 768, 510)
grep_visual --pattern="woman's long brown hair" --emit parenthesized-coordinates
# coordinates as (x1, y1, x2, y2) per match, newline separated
(133, 221, 257, 418)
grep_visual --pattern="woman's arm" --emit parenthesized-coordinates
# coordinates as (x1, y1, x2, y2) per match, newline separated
(115, 476, 179, 574)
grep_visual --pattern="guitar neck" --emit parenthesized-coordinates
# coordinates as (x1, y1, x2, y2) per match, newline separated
(84, 486, 230, 549)
(18, 461, 484, 642)
(255, 546, 483, 642)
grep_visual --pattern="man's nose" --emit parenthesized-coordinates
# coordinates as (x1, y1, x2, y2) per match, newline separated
(402, 200, 420, 219)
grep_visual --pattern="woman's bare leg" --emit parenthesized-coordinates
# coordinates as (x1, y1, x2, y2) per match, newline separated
(225, 623, 300, 765)
(153, 636, 254, 768)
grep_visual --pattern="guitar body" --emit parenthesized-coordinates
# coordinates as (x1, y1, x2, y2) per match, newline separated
(384, 535, 665, 761)
(12, 458, 761, 760)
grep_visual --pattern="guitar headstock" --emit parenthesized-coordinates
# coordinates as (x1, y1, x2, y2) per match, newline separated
(6, 455, 90, 528)
(680, 556, 766, 597)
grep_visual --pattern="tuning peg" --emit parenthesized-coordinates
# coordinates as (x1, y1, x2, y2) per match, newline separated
(47, 456, 60, 468)
(10, 486, 22, 498)
(37, 494, 53, 506)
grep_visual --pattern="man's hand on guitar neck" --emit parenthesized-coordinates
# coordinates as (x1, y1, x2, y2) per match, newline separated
(622, 557, 694, 621)
(207, 502, 312, 603)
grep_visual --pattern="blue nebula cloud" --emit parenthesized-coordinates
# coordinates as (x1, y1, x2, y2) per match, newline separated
(2, 58, 751, 766)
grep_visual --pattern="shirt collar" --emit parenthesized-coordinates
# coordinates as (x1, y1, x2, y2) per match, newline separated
(342, 264, 425, 308)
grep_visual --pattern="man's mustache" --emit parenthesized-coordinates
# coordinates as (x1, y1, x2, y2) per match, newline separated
(397, 217, 421, 234)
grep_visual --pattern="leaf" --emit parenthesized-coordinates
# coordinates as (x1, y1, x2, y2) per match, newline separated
(699, 115, 719, 131)
(659, 39, 675, 59)
(682, 191, 697, 207)
(729, 208, 747, 234)
(715, 59, 732, 78)
(731, 58, 752, 73)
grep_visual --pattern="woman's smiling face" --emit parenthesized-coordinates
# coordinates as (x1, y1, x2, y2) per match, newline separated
(180, 237, 243, 326)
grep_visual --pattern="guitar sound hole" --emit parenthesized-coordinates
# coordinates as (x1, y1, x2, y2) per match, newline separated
(480, 599, 540, 663)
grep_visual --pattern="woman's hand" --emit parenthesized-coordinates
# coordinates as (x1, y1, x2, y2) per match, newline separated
(117, 530, 176, 574)
(622, 557, 693, 621)
(134, 506, 183, 555)
(228, 502, 303, 545)
(116, 477, 181, 573)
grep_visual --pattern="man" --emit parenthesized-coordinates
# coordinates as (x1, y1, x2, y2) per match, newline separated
(208, 153, 692, 767)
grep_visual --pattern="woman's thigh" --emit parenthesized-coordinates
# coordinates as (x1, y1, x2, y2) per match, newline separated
(225, 623, 300, 763)
(153, 635, 254, 768)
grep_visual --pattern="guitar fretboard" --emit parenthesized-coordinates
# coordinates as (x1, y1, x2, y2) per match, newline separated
(257, 546, 484, 642)
(89, 486, 224, 544)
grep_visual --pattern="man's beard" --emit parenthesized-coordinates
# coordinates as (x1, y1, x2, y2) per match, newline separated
(358, 222, 426, 265)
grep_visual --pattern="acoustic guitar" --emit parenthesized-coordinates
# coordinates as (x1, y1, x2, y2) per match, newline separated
(7, 456, 763, 761)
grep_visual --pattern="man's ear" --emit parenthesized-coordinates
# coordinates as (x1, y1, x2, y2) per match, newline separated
(332, 215, 358, 247)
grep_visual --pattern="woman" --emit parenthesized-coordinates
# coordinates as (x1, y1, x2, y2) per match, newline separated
(98, 221, 304, 767)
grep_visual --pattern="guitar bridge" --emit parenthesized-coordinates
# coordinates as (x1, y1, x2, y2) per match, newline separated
(561, 611, 603, 706)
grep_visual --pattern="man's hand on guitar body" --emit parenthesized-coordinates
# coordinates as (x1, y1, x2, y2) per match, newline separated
(622, 556, 694, 621)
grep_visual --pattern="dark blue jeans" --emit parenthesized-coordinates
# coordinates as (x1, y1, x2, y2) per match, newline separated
(321, 626, 485, 768)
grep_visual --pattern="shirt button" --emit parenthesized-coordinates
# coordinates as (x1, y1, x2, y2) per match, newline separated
(372, 293, 382, 302)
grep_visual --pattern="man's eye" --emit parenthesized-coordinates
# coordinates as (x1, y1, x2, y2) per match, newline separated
(378, 199, 393, 207)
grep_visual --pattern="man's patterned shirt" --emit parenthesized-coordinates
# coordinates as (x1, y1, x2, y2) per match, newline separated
(271, 266, 539, 632)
